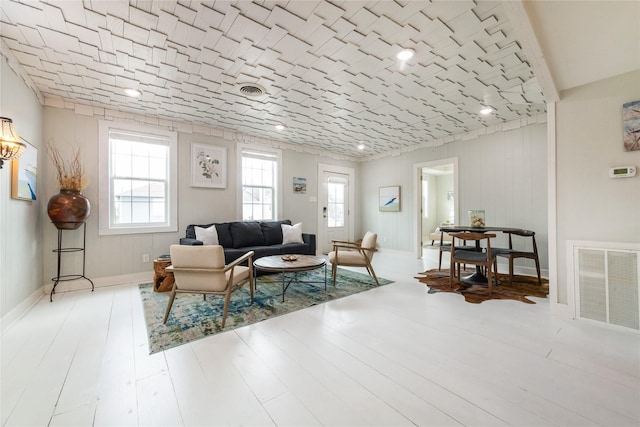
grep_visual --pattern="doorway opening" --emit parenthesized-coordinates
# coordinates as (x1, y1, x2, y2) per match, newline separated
(414, 158, 458, 258)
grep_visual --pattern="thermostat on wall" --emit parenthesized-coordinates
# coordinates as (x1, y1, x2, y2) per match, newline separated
(608, 166, 636, 178)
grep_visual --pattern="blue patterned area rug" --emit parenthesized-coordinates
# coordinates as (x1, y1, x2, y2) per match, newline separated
(139, 267, 392, 354)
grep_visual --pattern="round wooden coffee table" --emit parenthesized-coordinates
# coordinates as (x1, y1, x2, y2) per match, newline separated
(253, 254, 326, 302)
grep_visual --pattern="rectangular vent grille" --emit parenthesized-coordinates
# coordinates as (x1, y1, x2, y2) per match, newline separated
(576, 248, 639, 330)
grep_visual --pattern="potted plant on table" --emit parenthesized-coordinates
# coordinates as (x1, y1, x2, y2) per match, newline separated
(47, 143, 90, 230)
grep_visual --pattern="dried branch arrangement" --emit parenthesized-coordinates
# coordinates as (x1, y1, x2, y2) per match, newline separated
(47, 142, 88, 191)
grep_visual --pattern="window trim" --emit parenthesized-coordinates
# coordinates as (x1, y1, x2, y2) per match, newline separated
(236, 144, 282, 221)
(98, 120, 178, 235)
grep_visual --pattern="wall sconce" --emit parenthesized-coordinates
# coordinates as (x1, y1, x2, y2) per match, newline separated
(0, 117, 26, 169)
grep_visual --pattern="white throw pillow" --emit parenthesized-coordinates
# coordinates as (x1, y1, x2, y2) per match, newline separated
(281, 222, 303, 244)
(194, 225, 219, 245)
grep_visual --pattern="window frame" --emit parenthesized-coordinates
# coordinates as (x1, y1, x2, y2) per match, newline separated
(98, 120, 178, 235)
(237, 144, 282, 221)
(327, 176, 347, 228)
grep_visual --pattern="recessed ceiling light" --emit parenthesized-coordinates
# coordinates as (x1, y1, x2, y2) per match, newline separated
(480, 107, 493, 115)
(275, 124, 285, 131)
(125, 88, 141, 98)
(397, 49, 414, 61)
(357, 143, 365, 150)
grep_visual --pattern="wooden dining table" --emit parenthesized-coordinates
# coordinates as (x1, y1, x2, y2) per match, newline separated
(439, 225, 524, 284)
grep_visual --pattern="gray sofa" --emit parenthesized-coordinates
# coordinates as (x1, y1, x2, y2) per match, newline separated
(180, 219, 316, 264)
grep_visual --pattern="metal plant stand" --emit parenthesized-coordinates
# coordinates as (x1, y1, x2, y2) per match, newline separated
(50, 222, 94, 301)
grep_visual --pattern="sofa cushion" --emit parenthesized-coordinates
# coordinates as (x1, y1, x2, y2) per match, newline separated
(240, 245, 282, 258)
(186, 223, 214, 239)
(230, 221, 264, 248)
(282, 222, 304, 244)
(215, 222, 234, 248)
(279, 243, 310, 255)
(261, 220, 291, 245)
(194, 225, 218, 245)
(222, 248, 248, 265)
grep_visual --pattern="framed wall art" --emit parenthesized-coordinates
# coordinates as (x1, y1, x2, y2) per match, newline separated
(191, 143, 227, 188)
(379, 185, 400, 212)
(11, 140, 37, 201)
(623, 100, 640, 151)
(293, 176, 307, 194)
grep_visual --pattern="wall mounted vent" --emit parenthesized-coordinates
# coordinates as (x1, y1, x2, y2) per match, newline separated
(575, 245, 639, 330)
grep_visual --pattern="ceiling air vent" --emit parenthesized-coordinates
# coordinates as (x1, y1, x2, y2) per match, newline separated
(237, 83, 266, 97)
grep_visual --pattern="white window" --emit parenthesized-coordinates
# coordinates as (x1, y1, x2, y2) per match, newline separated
(99, 121, 177, 235)
(327, 177, 346, 227)
(238, 146, 281, 221)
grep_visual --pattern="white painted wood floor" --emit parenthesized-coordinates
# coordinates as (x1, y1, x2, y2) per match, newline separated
(2, 249, 639, 427)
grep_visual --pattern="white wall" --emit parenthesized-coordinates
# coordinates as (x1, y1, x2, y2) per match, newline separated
(359, 123, 548, 269)
(0, 52, 44, 319)
(555, 70, 640, 308)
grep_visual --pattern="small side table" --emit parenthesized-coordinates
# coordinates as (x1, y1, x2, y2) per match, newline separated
(50, 222, 94, 301)
(153, 258, 174, 292)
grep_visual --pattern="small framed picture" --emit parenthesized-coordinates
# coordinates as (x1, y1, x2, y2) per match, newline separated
(191, 143, 227, 188)
(379, 186, 400, 212)
(11, 140, 37, 201)
(293, 177, 307, 194)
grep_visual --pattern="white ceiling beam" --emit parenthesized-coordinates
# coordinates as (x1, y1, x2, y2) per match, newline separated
(503, 1, 559, 102)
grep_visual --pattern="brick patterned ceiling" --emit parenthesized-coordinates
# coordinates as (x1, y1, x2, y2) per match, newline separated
(0, 0, 546, 158)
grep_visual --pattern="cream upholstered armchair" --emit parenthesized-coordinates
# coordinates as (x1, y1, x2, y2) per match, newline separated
(163, 245, 254, 328)
(328, 231, 379, 286)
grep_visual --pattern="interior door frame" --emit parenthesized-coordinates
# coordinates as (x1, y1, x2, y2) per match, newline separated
(317, 163, 355, 253)
(413, 157, 458, 258)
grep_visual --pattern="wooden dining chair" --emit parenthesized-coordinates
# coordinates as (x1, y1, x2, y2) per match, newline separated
(449, 232, 498, 295)
(492, 230, 542, 286)
(438, 230, 475, 271)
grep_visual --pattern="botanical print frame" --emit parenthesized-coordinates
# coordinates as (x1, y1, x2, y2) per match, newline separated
(623, 100, 640, 151)
(11, 140, 37, 200)
(191, 143, 227, 188)
(379, 185, 400, 212)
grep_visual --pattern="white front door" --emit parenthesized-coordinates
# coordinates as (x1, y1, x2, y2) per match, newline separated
(318, 165, 354, 254)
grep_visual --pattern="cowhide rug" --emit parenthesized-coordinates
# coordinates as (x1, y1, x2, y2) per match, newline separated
(416, 268, 549, 304)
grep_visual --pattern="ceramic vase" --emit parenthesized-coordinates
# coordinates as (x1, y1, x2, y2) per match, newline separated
(47, 189, 91, 230)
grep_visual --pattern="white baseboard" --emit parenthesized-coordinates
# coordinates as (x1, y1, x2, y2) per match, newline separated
(1, 287, 44, 335)
(494, 263, 549, 280)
